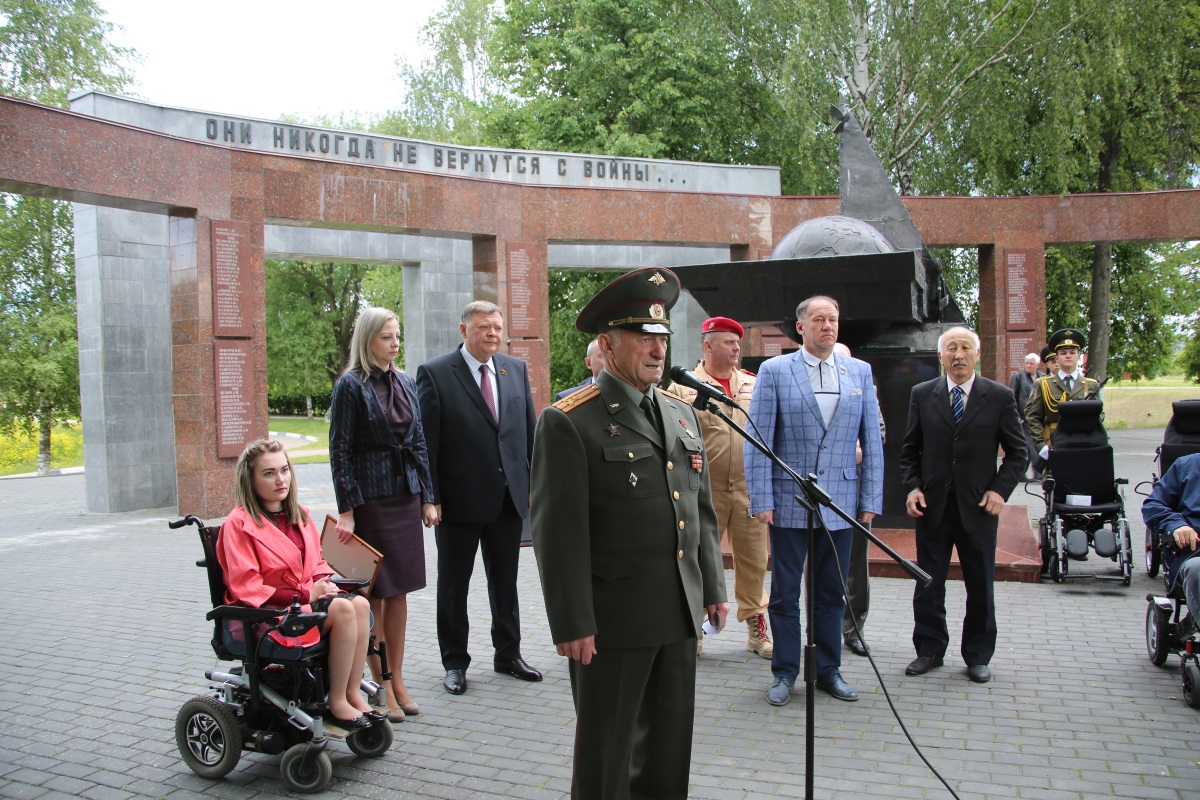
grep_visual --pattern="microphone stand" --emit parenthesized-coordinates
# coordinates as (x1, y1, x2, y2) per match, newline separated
(694, 396, 931, 800)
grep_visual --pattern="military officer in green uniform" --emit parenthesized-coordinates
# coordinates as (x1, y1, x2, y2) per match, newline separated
(530, 266, 728, 800)
(1025, 328, 1102, 460)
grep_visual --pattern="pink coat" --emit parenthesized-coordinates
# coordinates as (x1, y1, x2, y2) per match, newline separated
(217, 505, 333, 609)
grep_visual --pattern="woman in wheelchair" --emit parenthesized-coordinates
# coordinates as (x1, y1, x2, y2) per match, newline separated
(217, 438, 379, 730)
(1142, 452, 1200, 627)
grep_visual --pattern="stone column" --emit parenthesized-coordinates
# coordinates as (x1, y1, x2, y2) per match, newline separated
(170, 215, 269, 517)
(978, 241, 1046, 382)
(73, 205, 176, 512)
(496, 238, 550, 411)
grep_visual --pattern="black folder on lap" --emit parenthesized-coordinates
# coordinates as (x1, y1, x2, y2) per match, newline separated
(319, 514, 383, 596)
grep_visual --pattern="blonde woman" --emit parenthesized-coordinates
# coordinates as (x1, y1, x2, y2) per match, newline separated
(329, 307, 436, 722)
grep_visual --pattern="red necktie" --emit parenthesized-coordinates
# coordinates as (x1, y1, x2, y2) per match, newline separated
(480, 364, 498, 422)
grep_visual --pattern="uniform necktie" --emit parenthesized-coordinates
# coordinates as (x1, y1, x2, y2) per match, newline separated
(951, 385, 964, 424)
(639, 394, 661, 435)
(479, 364, 498, 422)
(1064, 375, 1074, 391)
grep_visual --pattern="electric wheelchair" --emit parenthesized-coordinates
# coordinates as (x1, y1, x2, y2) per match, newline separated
(1137, 399, 1200, 578)
(170, 515, 394, 792)
(1144, 530, 1200, 708)
(1036, 400, 1132, 584)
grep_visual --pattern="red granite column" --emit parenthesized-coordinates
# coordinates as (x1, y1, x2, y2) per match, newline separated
(170, 213, 269, 517)
(498, 238, 550, 412)
(978, 241, 1046, 383)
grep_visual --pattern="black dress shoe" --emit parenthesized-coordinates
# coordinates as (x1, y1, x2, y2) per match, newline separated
(905, 653, 944, 676)
(816, 672, 859, 701)
(494, 657, 543, 682)
(328, 713, 372, 730)
(443, 669, 468, 695)
(845, 637, 869, 657)
(967, 664, 992, 683)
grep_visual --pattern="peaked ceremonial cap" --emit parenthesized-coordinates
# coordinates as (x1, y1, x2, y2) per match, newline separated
(1048, 328, 1087, 352)
(576, 266, 681, 335)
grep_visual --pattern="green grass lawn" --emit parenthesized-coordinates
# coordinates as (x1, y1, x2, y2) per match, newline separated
(0, 422, 84, 476)
(269, 415, 331, 464)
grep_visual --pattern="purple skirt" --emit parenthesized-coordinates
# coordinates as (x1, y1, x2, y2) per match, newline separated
(354, 492, 426, 598)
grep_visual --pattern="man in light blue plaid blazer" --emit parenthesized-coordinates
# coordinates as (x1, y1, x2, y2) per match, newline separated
(744, 295, 883, 706)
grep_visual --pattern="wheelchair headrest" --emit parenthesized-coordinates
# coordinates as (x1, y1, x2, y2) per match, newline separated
(1167, 399, 1200, 439)
(1053, 400, 1107, 447)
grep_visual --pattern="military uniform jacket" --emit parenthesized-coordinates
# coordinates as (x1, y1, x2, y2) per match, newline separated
(666, 364, 755, 495)
(530, 369, 727, 650)
(1024, 372, 1103, 446)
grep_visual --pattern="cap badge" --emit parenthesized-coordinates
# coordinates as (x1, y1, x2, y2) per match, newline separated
(648, 272, 666, 286)
(649, 303, 665, 320)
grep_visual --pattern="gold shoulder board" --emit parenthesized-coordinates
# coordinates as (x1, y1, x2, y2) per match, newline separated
(553, 384, 600, 413)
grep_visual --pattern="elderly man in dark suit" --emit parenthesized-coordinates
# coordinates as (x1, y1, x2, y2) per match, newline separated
(900, 326, 1028, 684)
(531, 267, 727, 800)
(554, 337, 605, 401)
(416, 300, 541, 695)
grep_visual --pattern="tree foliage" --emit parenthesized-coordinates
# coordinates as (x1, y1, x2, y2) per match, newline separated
(0, 196, 79, 472)
(264, 261, 405, 415)
(548, 269, 620, 395)
(0, 0, 132, 105)
(0, 0, 131, 472)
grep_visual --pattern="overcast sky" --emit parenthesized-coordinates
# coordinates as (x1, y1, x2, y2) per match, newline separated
(99, 0, 447, 122)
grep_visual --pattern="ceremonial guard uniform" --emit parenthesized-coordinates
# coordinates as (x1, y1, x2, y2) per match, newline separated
(531, 267, 726, 800)
(667, 317, 772, 658)
(1025, 328, 1102, 450)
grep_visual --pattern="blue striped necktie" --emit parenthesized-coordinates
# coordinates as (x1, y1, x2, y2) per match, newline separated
(951, 385, 964, 423)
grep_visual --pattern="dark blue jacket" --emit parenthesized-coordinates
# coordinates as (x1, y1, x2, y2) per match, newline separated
(1142, 453, 1200, 591)
(329, 368, 434, 513)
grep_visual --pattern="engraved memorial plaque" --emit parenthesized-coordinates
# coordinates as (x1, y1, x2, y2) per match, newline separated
(1008, 333, 1039, 376)
(1005, 249, 1038, 331)
(506, 243, 539, 338)
(507, 340, 547, 408)
(211, 220, 253, 338)
(215, 340, 256, 458)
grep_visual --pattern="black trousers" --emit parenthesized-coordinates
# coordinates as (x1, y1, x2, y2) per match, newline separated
(435, 494, 523, 670)
(912, 491, 998, 666)
(569, 638, 696, 800)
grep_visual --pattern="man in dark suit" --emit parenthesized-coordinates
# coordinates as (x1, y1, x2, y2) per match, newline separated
(1009, 352, 1043, 480)
(900, 326, 1028, 684)
(531, 267, 728, 800)
(553, 337, 604, 401)
(416, 300, 542, 695)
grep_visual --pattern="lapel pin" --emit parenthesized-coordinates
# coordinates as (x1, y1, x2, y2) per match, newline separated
(604, 423, 621, 438)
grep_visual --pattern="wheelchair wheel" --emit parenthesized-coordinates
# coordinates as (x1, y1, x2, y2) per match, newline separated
(1118, 519, 1132, 586)
(176, 695, 242, 779)
(347, 718, 394, 758)
(1145, 527, 1162, 578)
(280, 743, 333, 793)
(1146, 603, 1173, 667)
(1049, 551, 1066, 583)
(1038, 519, 1051, 575)
(1183, 661, 1200, 709)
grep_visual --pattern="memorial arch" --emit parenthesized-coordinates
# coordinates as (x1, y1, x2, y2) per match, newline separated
(2, 92, 1198, 516)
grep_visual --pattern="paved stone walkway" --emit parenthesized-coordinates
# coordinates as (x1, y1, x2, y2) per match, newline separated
(2, 431, 1198, 799)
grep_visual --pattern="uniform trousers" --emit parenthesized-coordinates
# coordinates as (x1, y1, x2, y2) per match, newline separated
(842, 523, 870, 640)
(568, 638, 696, 800)
(711, 487, 769, 621)
(912, 490, 998, 666)
(434, 494, 523, 670)
(768, 523, 852, 681)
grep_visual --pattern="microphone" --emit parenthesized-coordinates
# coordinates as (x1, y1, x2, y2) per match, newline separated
(669, 366, 739, 408)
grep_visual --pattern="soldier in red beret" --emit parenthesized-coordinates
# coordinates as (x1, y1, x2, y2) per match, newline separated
(668, 315, 774, 659)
